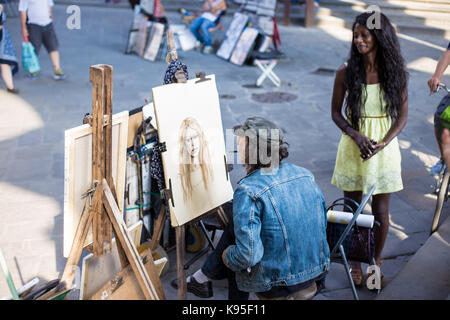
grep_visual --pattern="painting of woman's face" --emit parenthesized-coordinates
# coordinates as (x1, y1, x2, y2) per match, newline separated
(184, 126, 200, 159)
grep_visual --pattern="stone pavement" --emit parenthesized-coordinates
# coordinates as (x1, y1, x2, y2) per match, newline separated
(0, 4, 449, 300)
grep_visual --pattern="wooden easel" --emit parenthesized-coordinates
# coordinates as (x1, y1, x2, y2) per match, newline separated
(38, 65, 162, 300)
(146, 31, 229, 300)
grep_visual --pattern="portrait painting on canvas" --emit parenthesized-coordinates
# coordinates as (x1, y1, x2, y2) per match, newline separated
(152, 74, 233, 226)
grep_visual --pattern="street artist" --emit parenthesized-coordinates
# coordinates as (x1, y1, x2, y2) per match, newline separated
(173, 117, 330, 300)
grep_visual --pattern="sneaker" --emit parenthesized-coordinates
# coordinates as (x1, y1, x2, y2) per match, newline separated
(29, 72, 38, 79)
(430, 159, 444, 175)
(6, 88, 19, 94)
(170, 276, 213, 298)
(53, 69, 66, 80)
(203, 45, 214, 54)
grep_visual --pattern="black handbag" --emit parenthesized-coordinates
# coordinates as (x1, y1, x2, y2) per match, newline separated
(326, 199, 376, 264)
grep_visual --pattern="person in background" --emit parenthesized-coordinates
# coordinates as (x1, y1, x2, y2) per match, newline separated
(173, 117, 330, 300)
(331, 12, 408, 288)
(19, 0, 65, 80)
(428, 43, 450, 175)
(189, 0, 227, 54)
(0, 5, 19, 94)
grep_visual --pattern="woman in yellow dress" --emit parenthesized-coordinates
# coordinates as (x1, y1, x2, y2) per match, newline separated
(331, 12, 408, 286)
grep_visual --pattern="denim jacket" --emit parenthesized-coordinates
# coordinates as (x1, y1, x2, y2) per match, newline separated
(224, 162, 330, 292)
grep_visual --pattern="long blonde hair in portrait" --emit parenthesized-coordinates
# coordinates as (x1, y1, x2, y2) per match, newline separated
(179, 117, 214, 202)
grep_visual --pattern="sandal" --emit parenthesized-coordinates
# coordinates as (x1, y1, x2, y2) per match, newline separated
(367, 261, 384, 290)
(349, 261, 363, 286)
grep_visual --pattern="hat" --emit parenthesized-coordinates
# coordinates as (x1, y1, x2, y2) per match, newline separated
(233, 117, 283, 143)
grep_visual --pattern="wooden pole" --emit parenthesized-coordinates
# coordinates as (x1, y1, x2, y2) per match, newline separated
(90, 65, 112, 257)
(283, 0, 291, 26)
(176, 225, 186, 300)
(305, 0, 315, 28)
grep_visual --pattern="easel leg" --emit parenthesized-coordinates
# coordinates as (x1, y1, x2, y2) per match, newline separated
(150, 205, 167, 251)
(59, 189, 100, 291)
(176, 225, 187, 300)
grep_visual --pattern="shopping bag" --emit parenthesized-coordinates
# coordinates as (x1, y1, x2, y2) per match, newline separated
(22, 41, 40, 74)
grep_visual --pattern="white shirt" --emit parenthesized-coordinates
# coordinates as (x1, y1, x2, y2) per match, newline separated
(19, 0, 54, 26)
(201, 0, 223, 22)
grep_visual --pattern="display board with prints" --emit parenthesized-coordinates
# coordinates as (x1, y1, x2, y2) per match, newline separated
(230, 27, 259, 65)
(216, 12, 249, 61)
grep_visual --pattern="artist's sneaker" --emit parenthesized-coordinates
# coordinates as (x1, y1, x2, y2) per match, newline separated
(171, 276, 213, 298)
(203, 46, 214, 54)
(53, 69, 66, 80)
(430, 159, 444, 175)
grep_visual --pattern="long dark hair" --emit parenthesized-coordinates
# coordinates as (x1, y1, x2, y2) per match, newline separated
(345, 12, 408, 130)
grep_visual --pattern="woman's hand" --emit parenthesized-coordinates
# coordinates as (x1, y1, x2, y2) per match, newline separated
(22, 28, 29, 42)
(362, 141, 387, 162)
(428, 76, 441, 94)
(351, 131, 375, 160)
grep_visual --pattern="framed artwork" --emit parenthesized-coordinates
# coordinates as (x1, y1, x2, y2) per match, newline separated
(63, 111, 129, 257)
(143, 22, 165, 61)
(152, 75, 233, 226)
(230, 27, 259, 66)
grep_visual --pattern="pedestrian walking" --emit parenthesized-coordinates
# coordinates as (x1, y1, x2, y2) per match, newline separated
(330, 12, 408, 287)
(0, 6, 19, 93)
(19, 0, 65, 80)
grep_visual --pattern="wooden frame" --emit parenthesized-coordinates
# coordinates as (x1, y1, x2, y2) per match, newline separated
(63, 110, 129, 257)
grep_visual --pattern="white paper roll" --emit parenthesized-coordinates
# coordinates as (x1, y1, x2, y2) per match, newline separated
(327, 210, 374, 228)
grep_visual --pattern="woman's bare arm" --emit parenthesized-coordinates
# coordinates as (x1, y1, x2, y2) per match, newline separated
(331, 64, 375, 158)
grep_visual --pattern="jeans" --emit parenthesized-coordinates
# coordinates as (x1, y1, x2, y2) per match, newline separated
(201, 201, 249, 300)
(189, 17, 215, 46)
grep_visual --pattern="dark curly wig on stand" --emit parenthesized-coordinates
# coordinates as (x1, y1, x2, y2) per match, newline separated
(345, 12, 408, 130)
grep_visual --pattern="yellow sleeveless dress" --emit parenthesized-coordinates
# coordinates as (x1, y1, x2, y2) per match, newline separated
(331, 84, 403, 195)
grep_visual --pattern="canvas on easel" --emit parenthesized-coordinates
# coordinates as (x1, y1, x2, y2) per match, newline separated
(63, 111, 129, 257)
(152, 74, 233, 227)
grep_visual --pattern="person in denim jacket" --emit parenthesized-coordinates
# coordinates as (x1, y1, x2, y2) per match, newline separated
(173, 117, 330, 300)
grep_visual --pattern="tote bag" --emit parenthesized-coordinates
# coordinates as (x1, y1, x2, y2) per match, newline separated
(22, 41, 40, 74)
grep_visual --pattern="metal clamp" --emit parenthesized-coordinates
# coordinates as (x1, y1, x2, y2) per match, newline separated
(160, 179, 174, 207)
(81, 181, 99, 206)
(195, 71, 210, 84)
